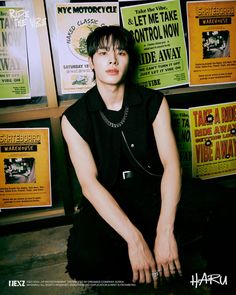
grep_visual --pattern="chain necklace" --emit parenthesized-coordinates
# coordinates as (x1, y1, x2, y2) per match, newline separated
(99, 106, 129, 128)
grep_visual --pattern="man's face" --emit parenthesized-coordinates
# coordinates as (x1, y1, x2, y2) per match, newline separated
(88, 38, 130, 87)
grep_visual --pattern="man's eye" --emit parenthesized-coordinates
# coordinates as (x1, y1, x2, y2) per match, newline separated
(118, 50, 127, 56)
(98, 50, 107, 55)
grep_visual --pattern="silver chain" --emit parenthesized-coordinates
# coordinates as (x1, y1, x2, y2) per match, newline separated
(99, 106, 129, 128)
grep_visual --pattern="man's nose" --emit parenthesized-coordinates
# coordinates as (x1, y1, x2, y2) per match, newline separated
(109, 51, 118, 65)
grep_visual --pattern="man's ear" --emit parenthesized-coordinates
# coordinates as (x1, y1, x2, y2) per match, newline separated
(88, 57, 94, 70)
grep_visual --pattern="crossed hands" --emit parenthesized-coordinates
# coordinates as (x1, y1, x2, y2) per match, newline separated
(128, 230, 182, 288)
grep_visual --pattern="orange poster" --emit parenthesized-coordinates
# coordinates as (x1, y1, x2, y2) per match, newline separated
(0, 128, 51, 209)
(187, 0, 236, 86)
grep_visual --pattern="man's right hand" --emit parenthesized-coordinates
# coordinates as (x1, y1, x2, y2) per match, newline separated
(127, 232, 158, 287)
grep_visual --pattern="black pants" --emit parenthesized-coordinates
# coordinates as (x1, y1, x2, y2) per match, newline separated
(66, 176, 161, 282)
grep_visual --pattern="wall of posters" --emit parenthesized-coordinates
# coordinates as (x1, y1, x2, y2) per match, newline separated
(171, 108, 192, 177)
(189, 102, 236, 179)
(187, 0, 236, 86)
(56, 2, 120, 94)
(0, 128, 51, 209)
(120, 0, 188, 89)
(0, 7, 30, 100)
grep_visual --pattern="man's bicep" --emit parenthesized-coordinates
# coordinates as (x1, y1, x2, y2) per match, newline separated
(152, 98, 180, 167)
(61, 115, 98, 185)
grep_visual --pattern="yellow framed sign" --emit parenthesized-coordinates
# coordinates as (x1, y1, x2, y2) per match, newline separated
(0, 128, 51, 209)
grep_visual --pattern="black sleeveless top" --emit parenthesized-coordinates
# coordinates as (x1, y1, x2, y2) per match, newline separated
(103, 107, 134, 175)
(63, 84, 164, 189)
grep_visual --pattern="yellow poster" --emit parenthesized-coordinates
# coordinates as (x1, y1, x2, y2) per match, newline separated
(0, 7, 30, 99)
(121, 0, 188, 89)
(0, 128, 51, 209)
(187, 0, 236, 86)
(189, 102, 236, 179)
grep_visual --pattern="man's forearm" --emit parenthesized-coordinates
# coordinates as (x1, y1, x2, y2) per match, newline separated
(156, 164, 181, 232)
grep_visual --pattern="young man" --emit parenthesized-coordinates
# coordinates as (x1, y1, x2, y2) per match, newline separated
(62, 25, 182, 287)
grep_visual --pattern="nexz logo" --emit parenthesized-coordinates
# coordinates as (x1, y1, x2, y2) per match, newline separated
(8, 280, 25, 287)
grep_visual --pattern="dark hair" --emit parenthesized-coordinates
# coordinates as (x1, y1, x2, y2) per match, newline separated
(86, 25, 137, 77)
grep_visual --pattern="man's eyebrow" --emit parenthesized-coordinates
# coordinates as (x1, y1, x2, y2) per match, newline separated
(97, 45, 110, 50)
(97, 45, 124, 51)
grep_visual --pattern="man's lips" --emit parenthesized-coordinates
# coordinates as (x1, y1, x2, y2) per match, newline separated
(106, 69, 119, 75)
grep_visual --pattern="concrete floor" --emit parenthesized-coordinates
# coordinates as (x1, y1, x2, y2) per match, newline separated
(0, 178, 235, 295)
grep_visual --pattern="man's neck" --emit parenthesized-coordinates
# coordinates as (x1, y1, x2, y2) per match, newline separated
(97, 82, 125, 111)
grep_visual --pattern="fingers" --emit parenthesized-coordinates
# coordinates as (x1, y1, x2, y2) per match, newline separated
(156, 259, 182, 279)
(162, 262, 171, 278)
(168, 261, 176, 276)
(151, 266, 159, 289)
(132, 269, 147, 284)
(132, 270, 139, 283)
(133, 264, 183, 289)
(131, 258, 183, 286)
(131, 258, 182, 286)
(153, 276, 158, 289)
(174, 258, 182, 276)
(132, 269, 153, 284)
(145, 268, 152, 284)
(132, 266, 159, 286)
(139, 270, 145, 283)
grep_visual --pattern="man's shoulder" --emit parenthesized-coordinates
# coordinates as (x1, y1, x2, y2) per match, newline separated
(63, 86, 96, 115)
(130, 85, 164, 107)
